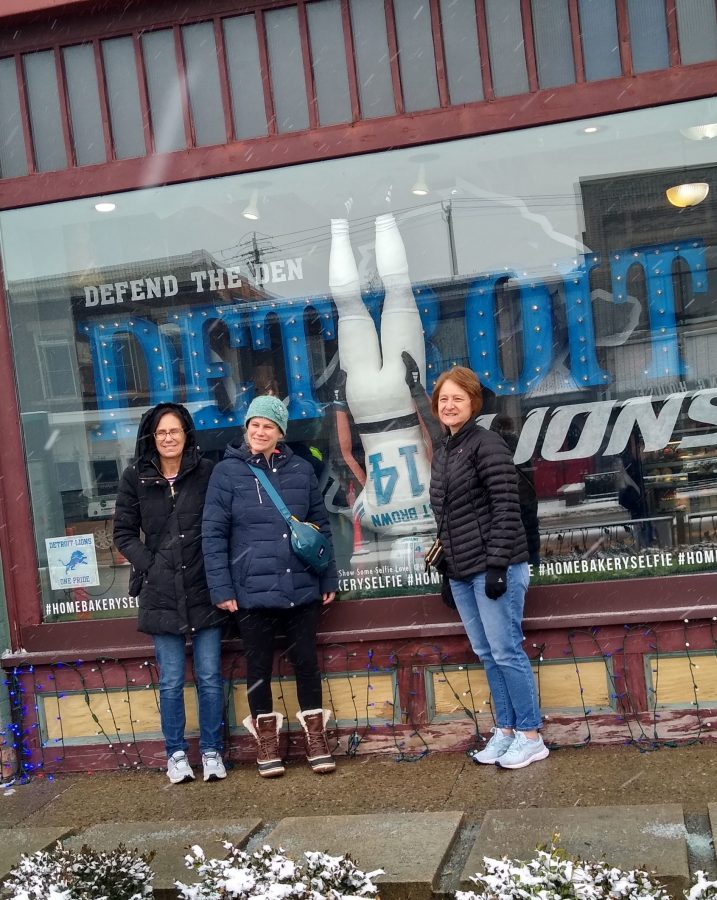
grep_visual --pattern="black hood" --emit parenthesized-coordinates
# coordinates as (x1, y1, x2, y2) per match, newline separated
(134, 403, 199, 462)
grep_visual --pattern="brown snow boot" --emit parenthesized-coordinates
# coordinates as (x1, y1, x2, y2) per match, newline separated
(297, 708, 336, 773)
(242, 712, 285, 777)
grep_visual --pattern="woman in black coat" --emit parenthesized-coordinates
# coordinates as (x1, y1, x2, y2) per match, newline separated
(113, 402, 226, 785)
(430, 367, 548, 771)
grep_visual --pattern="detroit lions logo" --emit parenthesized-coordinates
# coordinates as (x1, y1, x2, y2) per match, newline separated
(63, 550, 88, 574)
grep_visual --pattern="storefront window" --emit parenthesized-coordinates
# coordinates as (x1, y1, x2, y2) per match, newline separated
(1, 95, 716, 623)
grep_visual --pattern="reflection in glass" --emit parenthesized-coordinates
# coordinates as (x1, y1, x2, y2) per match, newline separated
(141, 29, 187, 153)
(2, 97, 717, 618)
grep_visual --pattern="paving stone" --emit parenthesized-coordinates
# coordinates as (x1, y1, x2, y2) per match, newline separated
(462, 804, 690, 896)
(64, 819, 261, 898)
(266, 811, 463, 900)
(0, 826, 74, 882)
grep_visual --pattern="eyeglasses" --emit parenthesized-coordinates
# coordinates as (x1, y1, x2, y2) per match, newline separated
(154, 428, 184, 441)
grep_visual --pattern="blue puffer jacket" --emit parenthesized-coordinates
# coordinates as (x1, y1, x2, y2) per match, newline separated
(202, 441, 338, 609)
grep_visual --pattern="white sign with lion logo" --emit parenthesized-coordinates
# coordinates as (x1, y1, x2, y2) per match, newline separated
(46, 534, 100, 590)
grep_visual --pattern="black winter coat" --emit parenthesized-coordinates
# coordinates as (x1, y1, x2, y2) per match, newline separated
(430, 419, 528, 579)
(202, 441, 339, 610)
(113, 403, 224, 635)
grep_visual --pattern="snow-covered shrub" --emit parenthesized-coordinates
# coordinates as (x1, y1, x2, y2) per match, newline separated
(687, 872, 717, 900)
(176, 842, 382, 900)
(2, 841, 154, 900)
(456, 844, 671, 900)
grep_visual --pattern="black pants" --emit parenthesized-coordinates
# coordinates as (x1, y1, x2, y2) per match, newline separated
(239, 600, 322, 717)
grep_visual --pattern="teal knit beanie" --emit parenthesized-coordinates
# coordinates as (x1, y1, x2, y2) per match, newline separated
(245, 395, 289, 435)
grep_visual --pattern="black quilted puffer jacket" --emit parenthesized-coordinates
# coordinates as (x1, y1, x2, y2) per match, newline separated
(113, 403, 225, 636)
(429, 418, 528, 579)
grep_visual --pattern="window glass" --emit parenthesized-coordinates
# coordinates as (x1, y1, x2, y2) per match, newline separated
(181, 22, 227, 147)
(63, 44, 106, 166)
(101, 37, 146, 160)
(627, 0, 669, 73)
(675, 0, 717, 65)
(307, 0, 351, 126)
(349, 0, 395, 118)
(22, 50, 67, 172)
(439, 0, 483, 104)
(141, 29, 187, 153)
(532, 0, 576, 88)
(393, 0, 439, 112)
(2, 95, 717, 622)
(222, 15, 268, 139)
(0, 57, 27, 178)
(485, 0, 529, 97)
(264, 6, 310, 133)
(579, 0, 622, 81)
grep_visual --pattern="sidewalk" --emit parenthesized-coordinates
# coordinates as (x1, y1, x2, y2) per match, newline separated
(1, 744, 716, 897)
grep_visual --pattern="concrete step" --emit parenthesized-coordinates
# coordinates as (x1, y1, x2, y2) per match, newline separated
(462, 804, 690, 897)
(266, 811, 464, 900)
(0, 826, 73, 883)
(63, 818, 262, 899)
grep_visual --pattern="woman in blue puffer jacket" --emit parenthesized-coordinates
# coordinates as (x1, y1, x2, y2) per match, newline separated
(202, 395, 338, 779)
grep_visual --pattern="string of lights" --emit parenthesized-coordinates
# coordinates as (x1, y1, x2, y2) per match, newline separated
(2, 619, 715, 784)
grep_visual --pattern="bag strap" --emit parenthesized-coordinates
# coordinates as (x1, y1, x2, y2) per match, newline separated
(246, 462, 294, 526)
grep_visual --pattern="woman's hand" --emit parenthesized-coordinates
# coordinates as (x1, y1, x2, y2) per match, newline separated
(322, 592, 336, 606)
(216, 599, 238, 612)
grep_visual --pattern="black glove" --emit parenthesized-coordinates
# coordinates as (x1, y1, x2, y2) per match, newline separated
(401, 351, 422, 394)
(485, 567, 507, 600)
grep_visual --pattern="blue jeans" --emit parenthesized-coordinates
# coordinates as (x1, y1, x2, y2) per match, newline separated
(153, 626, 224, 756)
(450, 562, 541, 731)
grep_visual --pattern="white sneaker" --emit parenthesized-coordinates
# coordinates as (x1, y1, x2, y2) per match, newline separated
(167, 750, 195, 784)
(469, 728, 514, 764)
(496, 732, 549, 769)
(202, 750, 227, 782)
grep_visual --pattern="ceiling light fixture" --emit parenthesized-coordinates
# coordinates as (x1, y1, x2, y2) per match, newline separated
(681, 124, 717, 141)
(242, 189, 260, 221)
(665, 182, 709, 208)
(94, 201, 116, 213)
(411, 164, 429, 197)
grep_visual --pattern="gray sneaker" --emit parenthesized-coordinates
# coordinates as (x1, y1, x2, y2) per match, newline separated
(470, 728, 514, 764)
(496, 732, 550, 769)
(202, 751, 227, 782)
(167, 750, 195, 784)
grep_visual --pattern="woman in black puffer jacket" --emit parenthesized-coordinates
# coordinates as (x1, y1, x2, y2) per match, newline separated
(430, 367, 548, 771)
(113, 403, 226, 785)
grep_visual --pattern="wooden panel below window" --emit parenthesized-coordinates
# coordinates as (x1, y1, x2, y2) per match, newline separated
(41, 686, 189, 742)
(649, 654, 717, 706)
(430, 659, 611, 717)
(231, 672, 397, 725)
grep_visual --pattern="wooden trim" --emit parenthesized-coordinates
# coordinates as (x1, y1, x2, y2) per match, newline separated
(14, 53, 36, 174)
(340, 0, 361, 121)
(173, 23, 195, 149)
(296, 0, 318, 130)
(519, 0, 539, 91)
(92, 38, 114, 162)
(474, 0, 495, 101)
(5, 572, 717, 662)
(132, 32, 154, 155)
(213, 16, 234, 143)
(53, 44, 75, 168)
(429, 0, 450, 107)
(255, 9, 277, 136)
(615, 0, 634, 78)
(2, 63, 716, 209)
(384, 0, 403, 116)
(567, 0, 585, 83)
(0, 274, 43, 642)
(665, 0, 681, 67)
